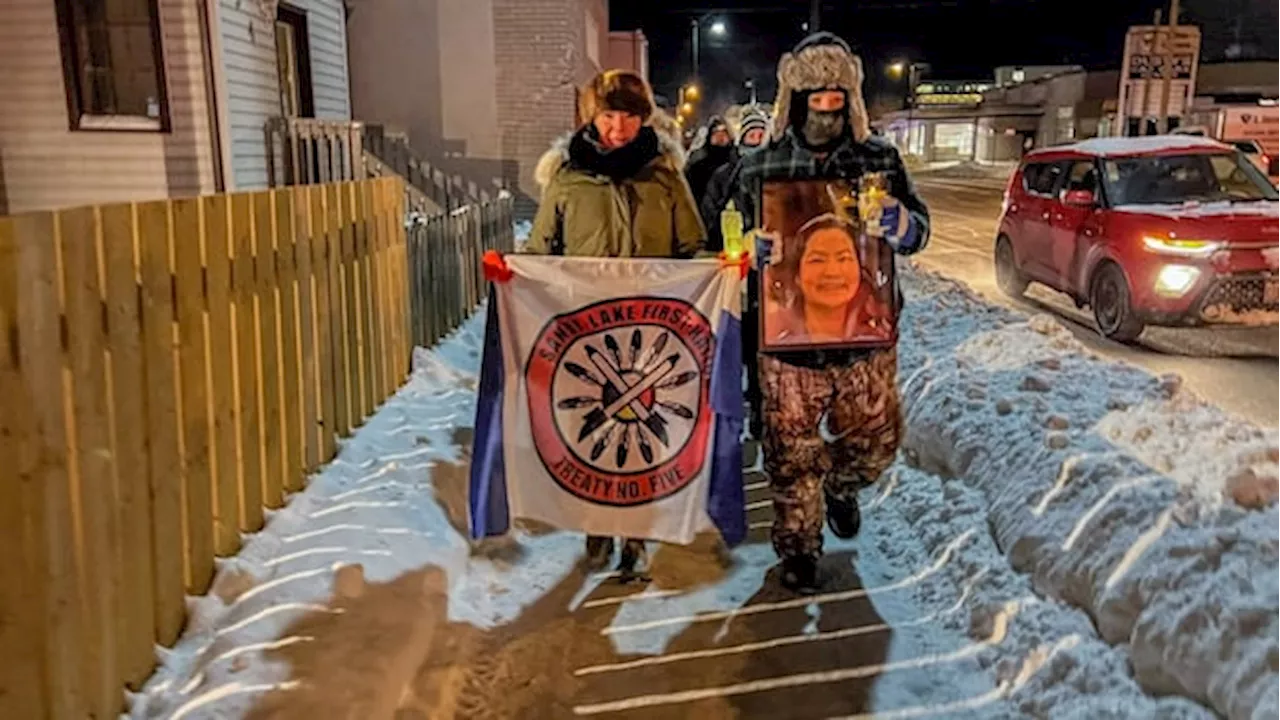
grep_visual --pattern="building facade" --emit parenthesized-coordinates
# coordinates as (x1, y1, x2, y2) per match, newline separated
(0, 0, 221, 213)
(607, 29, 649, 82)
(0, 0, 359, 213)
(216, 0, 353, 190)
(349, 0, 619, 217)
(876, 61, 1278, 164)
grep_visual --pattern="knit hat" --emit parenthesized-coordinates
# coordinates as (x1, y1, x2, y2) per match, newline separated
(736, 108, 770, 145)
(579, 70, 655, 122)
(770, 32, 871, 143)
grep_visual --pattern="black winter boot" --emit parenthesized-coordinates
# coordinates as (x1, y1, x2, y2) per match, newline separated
(825, 491, 862, 539)
(584, 535, 615, 571)
(780, 555, 819, 594)
(617, 539, 649, 582)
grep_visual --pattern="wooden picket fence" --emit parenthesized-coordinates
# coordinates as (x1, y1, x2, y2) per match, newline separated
(0, 177, 418, 719)
(407, 197, 515, 348)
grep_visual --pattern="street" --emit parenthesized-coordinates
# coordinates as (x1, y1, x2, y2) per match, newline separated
(911, 173, 1280, 428)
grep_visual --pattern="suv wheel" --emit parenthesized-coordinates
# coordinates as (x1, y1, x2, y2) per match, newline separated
(1089, 263, 1145, 343)
(994, 236, 1028, 298)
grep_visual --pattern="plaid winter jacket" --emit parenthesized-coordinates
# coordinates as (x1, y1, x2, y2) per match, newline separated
(731, 128, 929, 246)
(728, 128, 931, 368)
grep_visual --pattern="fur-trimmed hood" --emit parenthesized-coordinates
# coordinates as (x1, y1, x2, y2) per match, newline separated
(771, 32, 871, 143)
(534, 123, 687, 191)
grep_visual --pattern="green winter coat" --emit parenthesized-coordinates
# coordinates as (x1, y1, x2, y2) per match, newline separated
(526, 129, 706, 258)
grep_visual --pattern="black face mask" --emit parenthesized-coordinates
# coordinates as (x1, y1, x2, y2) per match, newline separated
(801, 109, 846, 148)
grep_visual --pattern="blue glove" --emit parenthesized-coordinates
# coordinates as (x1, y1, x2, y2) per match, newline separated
(877, 198, 921, 253)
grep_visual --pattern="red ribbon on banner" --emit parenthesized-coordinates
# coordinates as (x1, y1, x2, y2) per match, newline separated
(483, 250, 513, 283)
(718, 250, 750, 279)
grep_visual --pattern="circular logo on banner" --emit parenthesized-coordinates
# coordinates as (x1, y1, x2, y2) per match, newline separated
(526, 297, 715, 507)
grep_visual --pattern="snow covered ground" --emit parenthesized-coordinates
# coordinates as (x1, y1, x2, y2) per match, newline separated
(128, 320, 593, 719)
(513, 219, 532, 252)
(127, 264, 1276, 719)
(913, 161, 1017, 186)
(898, 266, 1278, 720)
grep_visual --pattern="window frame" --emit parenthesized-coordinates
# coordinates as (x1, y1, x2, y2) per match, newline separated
(54, 0, 172, 133)
(275, 3, 316, 119)
(1022, 161, 1066, 198)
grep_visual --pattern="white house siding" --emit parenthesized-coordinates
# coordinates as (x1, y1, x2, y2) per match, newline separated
(217, 0, 351, 190)
(0, 0, 216, 214)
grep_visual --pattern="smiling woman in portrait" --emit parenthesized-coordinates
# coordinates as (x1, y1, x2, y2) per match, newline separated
(763, 214, 892, 346)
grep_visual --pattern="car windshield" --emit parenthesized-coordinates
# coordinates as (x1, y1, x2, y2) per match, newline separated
(1101, 151, 1279, 205)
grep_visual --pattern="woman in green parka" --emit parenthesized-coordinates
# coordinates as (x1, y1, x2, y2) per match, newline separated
(527, 70, 705, 259)
(526, 69, 707, 578)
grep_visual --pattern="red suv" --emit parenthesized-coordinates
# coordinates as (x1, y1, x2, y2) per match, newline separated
(995, 135, 1280, 341)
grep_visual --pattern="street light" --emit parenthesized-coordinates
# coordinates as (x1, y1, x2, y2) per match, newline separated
(680, 102, 695, 117)
(690, 15, 726, 84)
(683, 84, 700, 102)
(888, 60, 927, 106)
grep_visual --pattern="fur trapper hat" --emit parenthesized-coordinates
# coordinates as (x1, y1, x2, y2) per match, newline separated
(771, 32, 871, 143)
(578, 69, 655, 122)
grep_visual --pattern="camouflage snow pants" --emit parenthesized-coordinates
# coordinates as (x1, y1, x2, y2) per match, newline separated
(760, 348, 902, 560)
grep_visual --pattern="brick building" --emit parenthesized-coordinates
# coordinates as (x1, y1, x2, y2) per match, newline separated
(349, 0, 620, 217)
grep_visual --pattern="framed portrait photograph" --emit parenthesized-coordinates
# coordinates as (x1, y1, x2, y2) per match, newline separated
(757, 178, 898, 352)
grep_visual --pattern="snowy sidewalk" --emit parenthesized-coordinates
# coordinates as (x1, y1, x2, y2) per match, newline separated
(129, 267, 1275, 720)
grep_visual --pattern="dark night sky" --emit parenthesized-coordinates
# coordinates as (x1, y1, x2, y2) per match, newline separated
(609, 0, 1278, 118)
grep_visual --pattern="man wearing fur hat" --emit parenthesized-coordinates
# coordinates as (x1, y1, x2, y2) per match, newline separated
(729, 32, 930, 593)
(527, 69, 705, 577)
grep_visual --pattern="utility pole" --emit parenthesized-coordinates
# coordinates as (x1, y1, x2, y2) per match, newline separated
(691, 19, 700, 80)
(1156, 0, 1181, 134)
(809, 0, 821, 32)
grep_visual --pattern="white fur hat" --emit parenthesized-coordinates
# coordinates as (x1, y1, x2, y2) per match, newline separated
(770, 32, 871, 143)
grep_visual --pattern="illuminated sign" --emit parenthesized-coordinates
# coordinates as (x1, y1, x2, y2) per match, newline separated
(916, 93, 984, 106)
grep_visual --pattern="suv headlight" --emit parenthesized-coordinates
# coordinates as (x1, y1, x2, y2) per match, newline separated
(1154, 264, 1201, 296)
(1142, 236, 1224, 257)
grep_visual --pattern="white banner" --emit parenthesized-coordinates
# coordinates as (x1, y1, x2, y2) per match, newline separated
(469, 256, 747, 545)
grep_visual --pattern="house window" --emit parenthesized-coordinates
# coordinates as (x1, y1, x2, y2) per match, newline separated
(55, 0, 169, 131)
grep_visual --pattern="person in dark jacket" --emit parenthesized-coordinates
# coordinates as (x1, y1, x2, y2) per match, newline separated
(684, 116, 736, 207)
(697, 105, 772, 439)
(729, 32, 930, 593)
(699, 106, 771, 252)
(527, 69, 706, 578)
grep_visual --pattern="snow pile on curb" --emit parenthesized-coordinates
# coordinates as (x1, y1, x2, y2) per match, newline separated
(128, 312, 588, 719)
(916, 160, 1017, 183)
(896, 266, 1279, 720)
(857, 465, 1215, 719)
